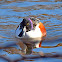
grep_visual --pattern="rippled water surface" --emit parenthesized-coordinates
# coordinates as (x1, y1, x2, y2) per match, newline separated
(0, 0, 62, 62)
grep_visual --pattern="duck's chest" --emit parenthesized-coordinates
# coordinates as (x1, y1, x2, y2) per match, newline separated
(24, 26, 42, 38)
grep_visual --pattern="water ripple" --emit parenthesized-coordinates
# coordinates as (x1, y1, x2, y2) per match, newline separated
(0, 0, 62, 62)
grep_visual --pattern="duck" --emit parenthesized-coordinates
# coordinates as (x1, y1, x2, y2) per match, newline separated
(15, 17, 46, 39)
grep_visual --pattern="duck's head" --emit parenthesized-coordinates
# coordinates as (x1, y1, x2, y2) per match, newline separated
(19, 17, 40, 32)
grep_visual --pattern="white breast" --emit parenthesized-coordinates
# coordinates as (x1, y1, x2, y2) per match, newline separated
(24, 24, 42, 38)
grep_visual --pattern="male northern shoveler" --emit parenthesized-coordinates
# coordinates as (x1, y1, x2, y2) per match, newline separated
(15, 17, 46, 39)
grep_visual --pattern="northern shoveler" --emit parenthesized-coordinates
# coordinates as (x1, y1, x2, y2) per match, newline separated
(15, 17, 46, 39)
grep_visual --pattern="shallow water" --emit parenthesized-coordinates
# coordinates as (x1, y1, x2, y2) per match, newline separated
(0, 0, 62, 62)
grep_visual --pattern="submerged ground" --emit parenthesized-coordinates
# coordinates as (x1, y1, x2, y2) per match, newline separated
(0, 0, 62, 62)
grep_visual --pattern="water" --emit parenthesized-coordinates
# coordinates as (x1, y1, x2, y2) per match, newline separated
(0, 0, 62, 62)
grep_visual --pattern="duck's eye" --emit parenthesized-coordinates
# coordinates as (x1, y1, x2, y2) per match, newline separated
(27, 23, 29, 25)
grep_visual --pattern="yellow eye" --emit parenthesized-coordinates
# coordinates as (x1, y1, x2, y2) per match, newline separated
(27, 23, 29, 25)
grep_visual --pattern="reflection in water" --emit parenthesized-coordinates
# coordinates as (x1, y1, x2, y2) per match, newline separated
(0, 36, 62, 61)
(2, 38, 62, 62)
(16, 37, 43, 55)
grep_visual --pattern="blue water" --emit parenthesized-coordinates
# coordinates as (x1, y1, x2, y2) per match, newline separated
(0, 0, 62, 62)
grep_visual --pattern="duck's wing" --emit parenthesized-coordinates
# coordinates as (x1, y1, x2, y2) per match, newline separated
(15, 24, 24, 38)
(18, 29, 24, 37)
